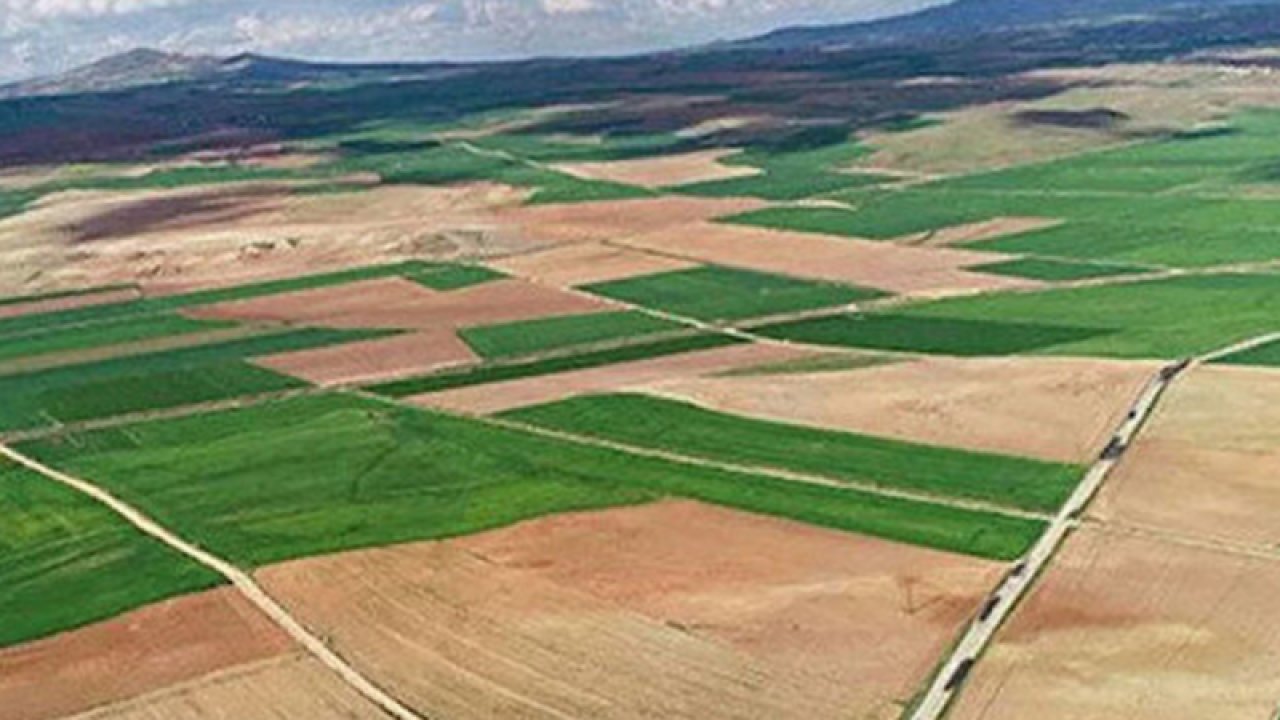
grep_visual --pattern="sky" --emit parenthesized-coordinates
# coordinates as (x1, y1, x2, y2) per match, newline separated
(0, 0, 946, 82)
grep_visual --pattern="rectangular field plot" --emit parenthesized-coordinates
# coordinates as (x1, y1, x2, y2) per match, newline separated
(368, 333, 744, 397)
(790, 274, 1280, 360)
(502, 393, 1083, 512)
(0, 327, 389, 431)
(0, 313, 233, 367)
(0, 460, 220, 648)
(21, 394, 1045, 564)
(1212, 337, 1280, 367)
(967, 257, 1150, 282)
(581, 266, 883, 322)
(459, 311, 685, 359)
(756, 313, 1110, 357)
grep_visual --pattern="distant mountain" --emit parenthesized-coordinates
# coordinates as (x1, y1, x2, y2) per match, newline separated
(736, 0, 1280, 51)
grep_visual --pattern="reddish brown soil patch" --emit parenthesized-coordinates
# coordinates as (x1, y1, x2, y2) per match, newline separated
(415, 341, 810, 415)
(255, 329, 478, 387)
(618, 221, 1038, 297)
(496, 196, 762, 245)
(1093, 365, 1280, 549)
(491, 242, 699, 287)
(649, 356, 1156, 464)
(0, 287, 139, 321)
(258, 501, 1001, 720)
(553, 150, 761, 189)
(68, 655, 383, 720)
(188, 276, 607, 331)
(950, 526, 1280, 720)
(0, 588, 292, 720)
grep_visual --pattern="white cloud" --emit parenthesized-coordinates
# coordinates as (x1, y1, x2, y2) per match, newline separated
(2, 0, 199, 19)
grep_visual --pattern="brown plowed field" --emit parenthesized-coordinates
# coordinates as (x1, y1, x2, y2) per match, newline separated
(949, 526, 1280, 720)
(414, 341, 810, 415)
(189, 276, 607, 331)
(66, 655, 383, 720)
(257, 501, 1002, 720)
(617, 221, 1037, 296)
(492, 242, 699, 287)
(495, 196, 762, 245)
(1092, 365, 1280, 549)
(0, 588, 292, 720)
(897, 217, 1061, 247)
(0, 287, 139, 320)
(648, 356, 1155, 464)
(255, 329, 478, 387)
(553, 150, 761, 189)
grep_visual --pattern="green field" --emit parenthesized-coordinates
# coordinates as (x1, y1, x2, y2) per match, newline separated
(757, 313, 1110, 356)
(968, 258, 1151, 282)
(0, 460, 220, 647)
(460, 311, 686, 359)
(368, 333, 745, 397)
(678, 141, 891, 200)
(0, 327, 389, 431)
(582, 266, 883, 322)
(767, 274, 1280, 359)
(0, 314, 232, 367)
(21, 395, 1045, 564)
(502, 393, 1082, 512)
(406, 264, 505, 291)
(1212, 338, 1280, 367)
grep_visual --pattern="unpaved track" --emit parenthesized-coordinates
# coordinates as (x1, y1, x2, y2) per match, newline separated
(0, 445, 424, 720)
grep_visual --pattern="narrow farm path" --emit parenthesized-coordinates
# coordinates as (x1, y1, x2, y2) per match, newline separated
(0, 444, 427, 720)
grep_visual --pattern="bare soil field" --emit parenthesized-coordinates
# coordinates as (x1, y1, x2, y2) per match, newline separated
(255, 329, 478, 386)
(948, 526, 1280, 720)
(257, 501, 1002, 720)
(493, 195, 762, 245)
(0, 588, 292, 720)
(0, 286, 139, 320)
(553, 150, 761, 189)
(491, 242, 699, 287)
(66, 655, 383, 720)
(414, 341, 810, 415)
(189, 276, 607, 331)
(618, 221, 1036, 297)
(1091, 365, 1280, 549)
(646, 356, 1157, 464)
(896, 217, 1061, 247)
(0, 183, 532, 296)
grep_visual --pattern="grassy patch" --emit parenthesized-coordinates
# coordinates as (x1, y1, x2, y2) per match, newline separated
(756, 313, 1110, 356)
(678, 142, 891, 200)
(582, 266, 884, 322)
(1212, 338, 1280, 367)
(405, 264, 506, 291)
(0, 460, 220, 648)
(460, 311, 685, 359)
(503, 393, 1082, 513)
(21, 395, 1044, 564)
(969, 257, 1151, 282)
(0, 314, 232, 367)
(368, 333, 745, 398)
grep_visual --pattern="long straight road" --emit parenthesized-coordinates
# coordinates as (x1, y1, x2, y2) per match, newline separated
(0, 444, 426, 720)
(907, 356, 1190, 720)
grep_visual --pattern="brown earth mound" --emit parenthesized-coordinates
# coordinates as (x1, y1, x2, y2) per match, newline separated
(1092, 364, 1280, 549)
(492, 242, 699, 287)
(648, 356, 1156, 464)
(258, 501, 1002, 720)
(255, 329, 478, 387)
(415, 341, 809, 415)
(66, 655, 382, 720)
(949, 526, 1280, 720)
(553, 150, 761, 189)
(0, 588, 292, 720)
(618, 221, 1037, 297)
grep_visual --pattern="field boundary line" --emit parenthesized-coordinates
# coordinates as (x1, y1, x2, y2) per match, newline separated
(0, 444, 427, 720)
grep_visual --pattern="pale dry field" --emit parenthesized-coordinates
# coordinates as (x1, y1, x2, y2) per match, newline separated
(491, 242, 698, 287)
(255, 328, 478, 386)
(492, 195, 762, 245)
(65, 655, 383, 720)
(553, 149, 761, 189)
(414, 341, 811, 415)
(617, 221, 1036, 297)
(1091, 364, 1280, 549)
(0, 588, 291, 720)
(647, 356, 1156, 464)
(189, 276, 607, 331)
(949, 526, 1280, 720)
(896, 217, 1061, 247)
(0, 287, 139, 320)
(258, 501, 1002, 720)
